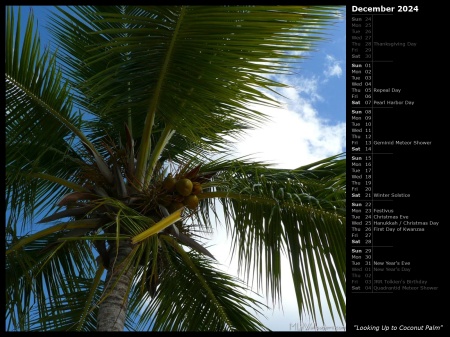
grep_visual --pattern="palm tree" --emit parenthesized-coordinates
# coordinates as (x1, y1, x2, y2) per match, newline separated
(6, 5, 346, 331)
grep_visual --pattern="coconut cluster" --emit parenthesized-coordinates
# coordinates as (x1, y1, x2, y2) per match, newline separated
(159, 175, 203, 212)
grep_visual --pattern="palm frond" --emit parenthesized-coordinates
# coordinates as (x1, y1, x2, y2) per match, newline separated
(5, 7, 101, 229)
(5, 231, 99, 331)
(199, 153, 346, 324)
(130, 235, 269, 331)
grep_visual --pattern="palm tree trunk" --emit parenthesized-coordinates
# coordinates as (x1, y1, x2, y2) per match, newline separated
(97, 240, 134, 331)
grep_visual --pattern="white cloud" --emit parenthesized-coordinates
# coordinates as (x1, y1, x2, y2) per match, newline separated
(234, 105, 345, 169)
(232, 74, 345, 169)
(324, 54, 343, 78)
(282, 76, 323, 103)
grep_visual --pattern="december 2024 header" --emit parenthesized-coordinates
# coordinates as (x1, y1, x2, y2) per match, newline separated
(352, 5, 419, 13)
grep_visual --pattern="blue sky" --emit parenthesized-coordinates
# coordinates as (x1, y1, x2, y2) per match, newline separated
(8, 6, 346, 331)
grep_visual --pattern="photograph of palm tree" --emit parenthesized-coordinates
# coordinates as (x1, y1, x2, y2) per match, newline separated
(5, 6, 346, 331)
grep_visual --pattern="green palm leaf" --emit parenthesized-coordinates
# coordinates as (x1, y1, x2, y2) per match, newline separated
(5, 231, 99, 331)
(134, 235, 270, 331)
(5, 7, 107, 229)
(199, 153, 346, 324)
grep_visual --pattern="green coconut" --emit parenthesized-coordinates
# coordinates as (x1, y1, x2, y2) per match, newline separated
(184, 194, 199, 210)
(175, 178, 193, 196)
